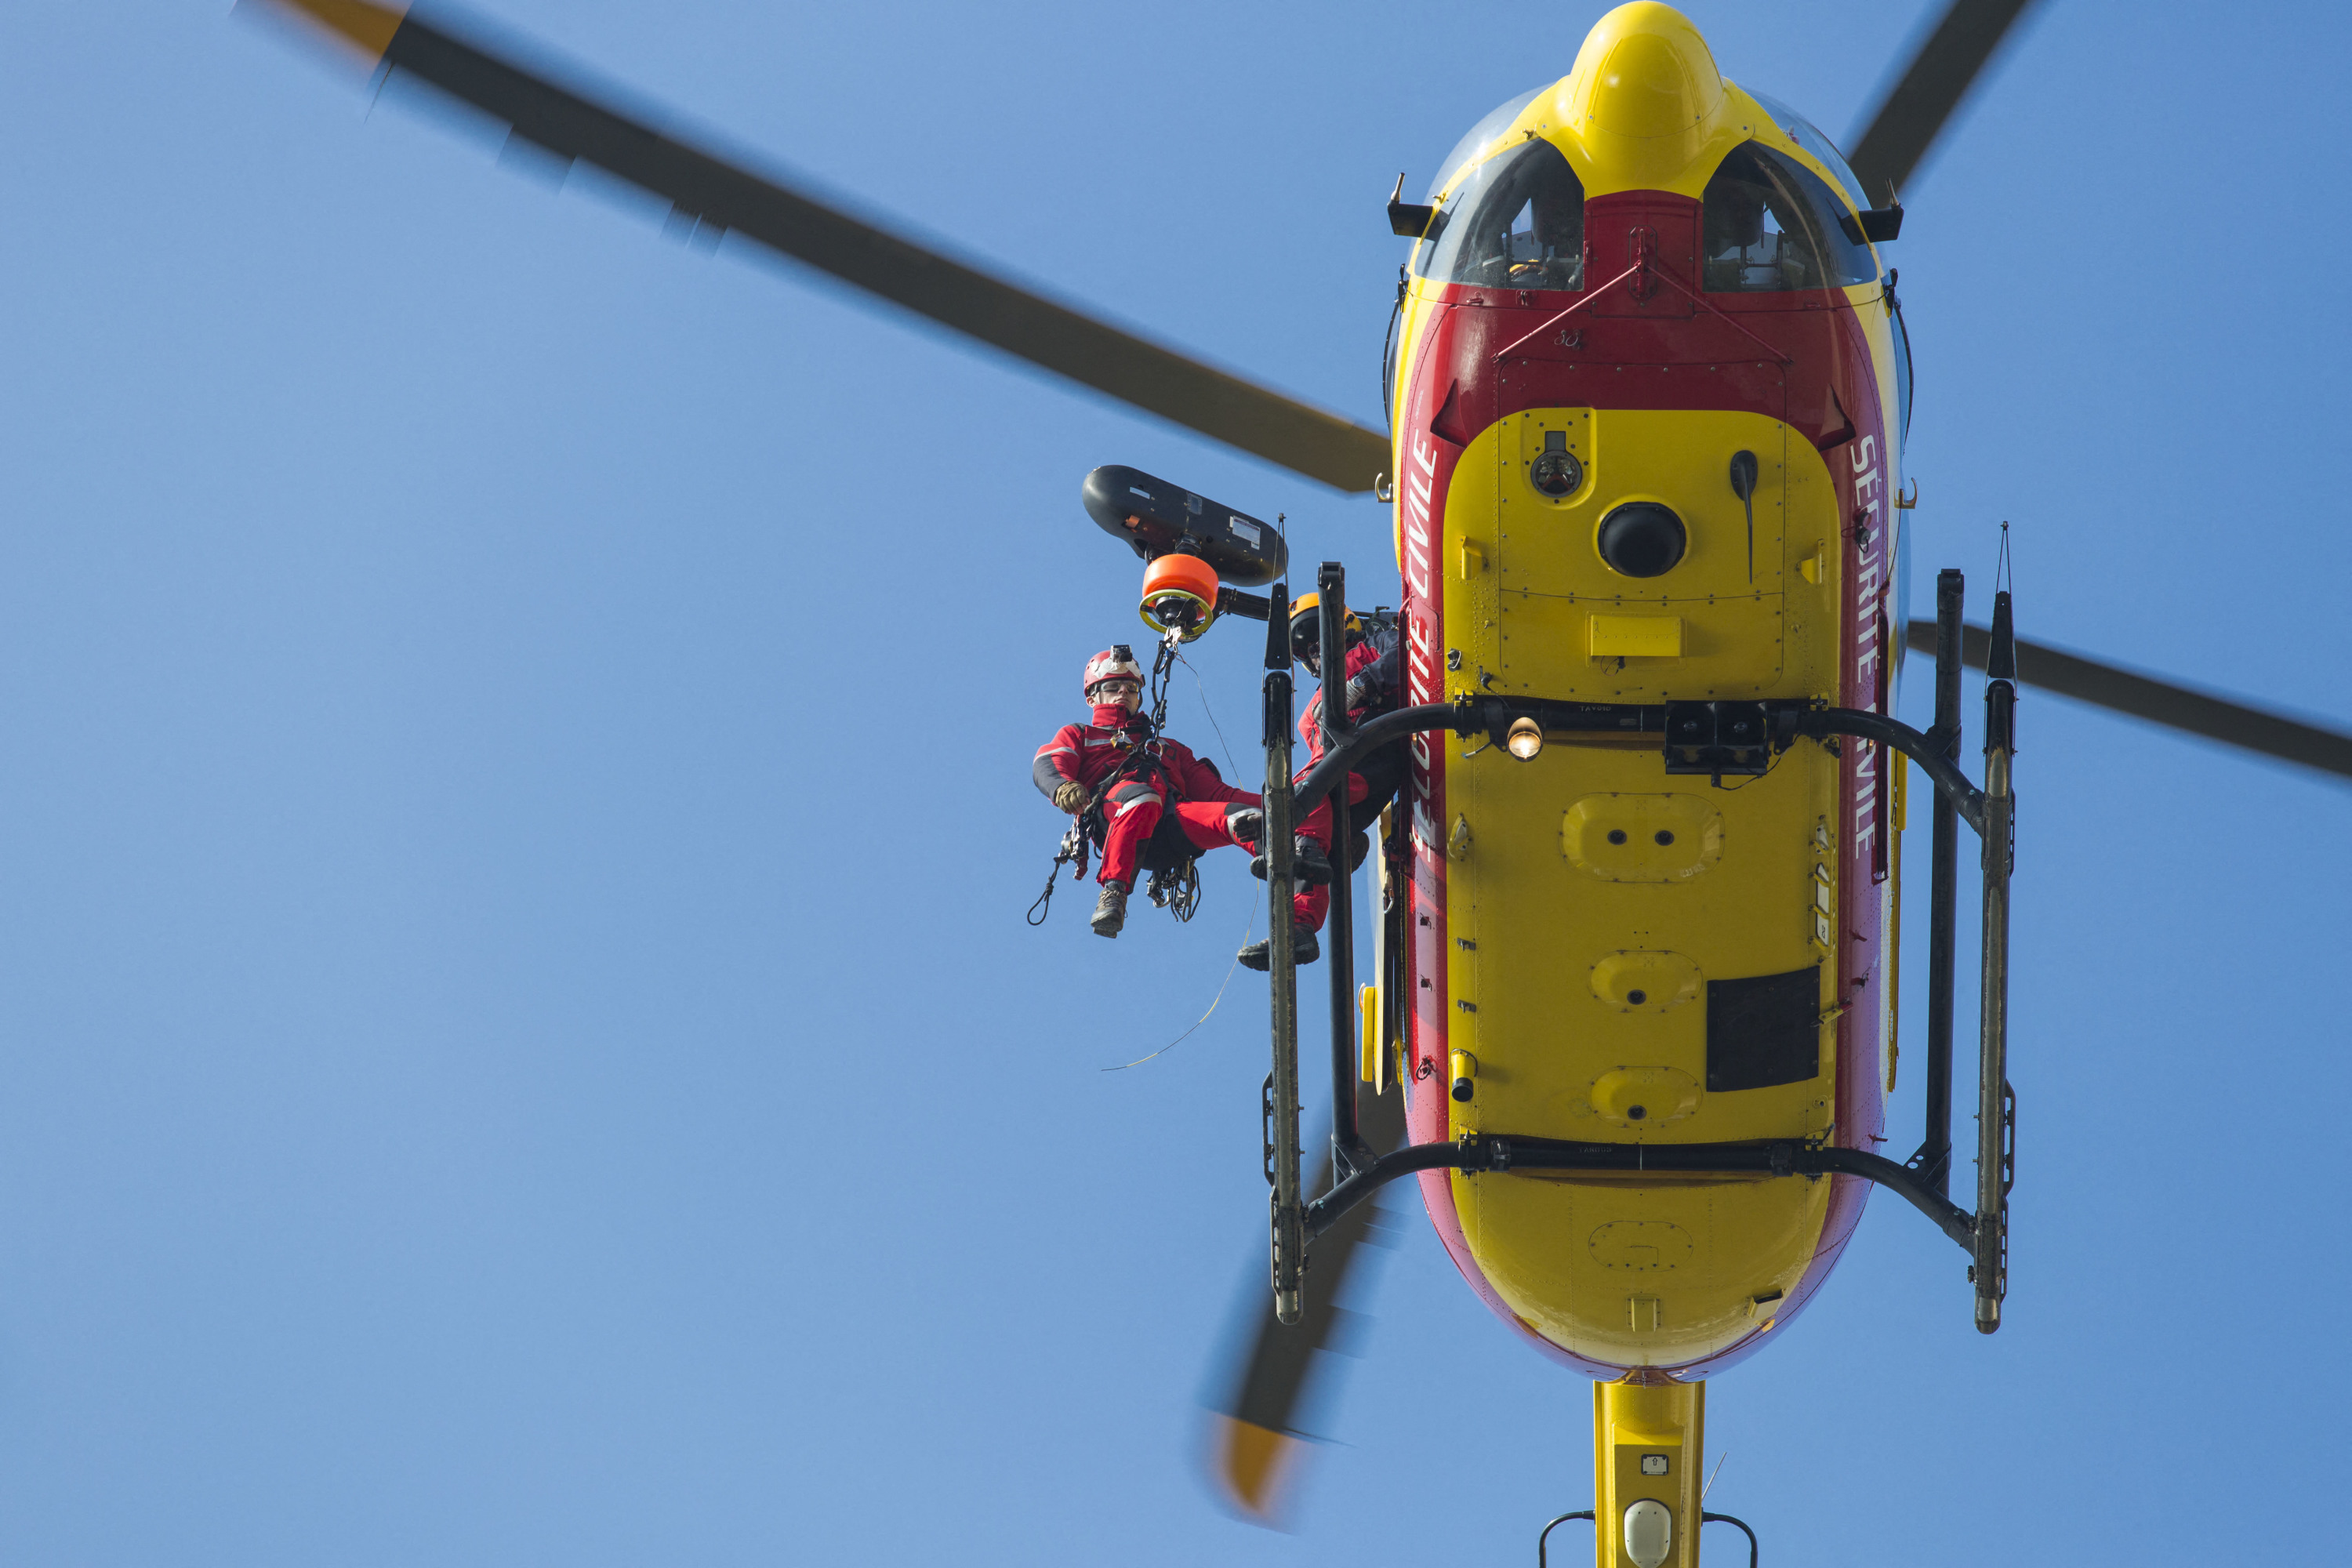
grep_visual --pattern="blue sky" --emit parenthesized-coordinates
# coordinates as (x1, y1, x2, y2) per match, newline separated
(1, 1, 2347, 1563)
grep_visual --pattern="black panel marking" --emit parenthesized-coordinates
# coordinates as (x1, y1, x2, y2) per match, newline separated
(1706, 966, 1822, 1091)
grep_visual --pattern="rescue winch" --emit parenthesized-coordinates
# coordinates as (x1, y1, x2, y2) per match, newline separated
(1080, 464, 1281, 643)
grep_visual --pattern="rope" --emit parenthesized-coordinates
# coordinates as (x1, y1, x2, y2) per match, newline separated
(1174, 644, 1239, 777)
(1101, 896, 1258, 1072)
(1025, 812, 1091, 926)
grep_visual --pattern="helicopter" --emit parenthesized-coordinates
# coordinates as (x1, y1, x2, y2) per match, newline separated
(228, 1, 2352, 1563)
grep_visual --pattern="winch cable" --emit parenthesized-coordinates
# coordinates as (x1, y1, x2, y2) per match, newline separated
(1175, 644, 1240, 778)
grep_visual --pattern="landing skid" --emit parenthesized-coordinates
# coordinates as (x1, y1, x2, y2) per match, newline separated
(1257, 564, 2018, 1333)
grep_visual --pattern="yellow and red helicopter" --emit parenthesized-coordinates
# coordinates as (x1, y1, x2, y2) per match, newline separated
(248, 2, 2352, 1563)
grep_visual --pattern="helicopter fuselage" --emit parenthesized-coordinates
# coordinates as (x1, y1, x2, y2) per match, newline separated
(1386, 23, 1909, 1381)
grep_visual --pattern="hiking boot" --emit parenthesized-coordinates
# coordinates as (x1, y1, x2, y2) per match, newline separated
(1091, 881, 1129, 938)
(1237, 927, 1321, 972)
(1250, 834, 1332, 886)
(1232, 809, 1333, 887)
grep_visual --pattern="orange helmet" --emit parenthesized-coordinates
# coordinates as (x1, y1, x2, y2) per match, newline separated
(1287, 592, 1362, 671)
(1083, 646, 1145, 700)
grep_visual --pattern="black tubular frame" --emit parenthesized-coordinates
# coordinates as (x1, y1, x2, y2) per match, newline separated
(1287, 695, 1987, 832)
(1702, 1512, 1761, 1568)
(1534, 1505, 1759, 1566)
(1260, 585, 1304, 1329)
(1910, 570, 1965, 1197)
(1305, 1132, 1972, 1248)
(1536, 1512, 1595, 1568)
(1262, 567, 2018, 1332)
(1318, 565, 1377, 1181)
(1973, 586, 2018, 1333)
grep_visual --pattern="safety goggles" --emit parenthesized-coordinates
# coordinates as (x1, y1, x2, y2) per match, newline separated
(1288, 619, 1322, 673)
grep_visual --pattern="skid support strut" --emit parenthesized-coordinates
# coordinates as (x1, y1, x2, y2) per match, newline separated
(1317, 564, 1376, 1181)
(1260, 584, 1304, 1327)
(1910, 569, 1964, 1196)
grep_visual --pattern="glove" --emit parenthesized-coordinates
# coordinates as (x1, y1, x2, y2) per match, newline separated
(1053, 780, 1088, 814)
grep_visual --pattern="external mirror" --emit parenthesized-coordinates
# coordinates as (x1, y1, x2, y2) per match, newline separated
(1838, 205, 1904, 245)
(1386, 172, 1437, 238)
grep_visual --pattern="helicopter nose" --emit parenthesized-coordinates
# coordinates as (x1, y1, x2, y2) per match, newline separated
(1563, 2, 1728, 188)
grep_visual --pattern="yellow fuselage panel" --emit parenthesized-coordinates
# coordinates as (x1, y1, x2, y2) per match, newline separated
(1435, 410, 1853, 1365)
(1464, 1173, 1825, 1366)
(1488, 408, 1817, 699)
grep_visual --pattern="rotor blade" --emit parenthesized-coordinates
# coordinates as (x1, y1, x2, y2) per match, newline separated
(1203, 1083, 1406, 1526)
(244, 0, 1391, 493)
(1904, 620, 2352, 780)
(1846, 0, 2039, 200)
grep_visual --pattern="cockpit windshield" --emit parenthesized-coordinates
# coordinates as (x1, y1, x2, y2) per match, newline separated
(1426, 86, 1543, 201)
(1745, 91, 1871, 212)
(1702, 141, 1875, 292)
(1414, 136, 1586, 292)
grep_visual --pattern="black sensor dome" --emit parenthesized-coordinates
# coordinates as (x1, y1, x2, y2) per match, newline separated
(1596, 502, 1686, 578)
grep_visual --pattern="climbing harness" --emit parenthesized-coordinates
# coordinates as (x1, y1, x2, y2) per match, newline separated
(1145, 857, 1200, 922)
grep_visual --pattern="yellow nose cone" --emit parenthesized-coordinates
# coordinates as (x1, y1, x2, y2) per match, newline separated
(1559, 2, 1733, 192)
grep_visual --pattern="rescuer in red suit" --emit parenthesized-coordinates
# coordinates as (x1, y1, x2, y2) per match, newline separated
(1033, 647, 1330, 956)
(1287, 596, 1407, 938)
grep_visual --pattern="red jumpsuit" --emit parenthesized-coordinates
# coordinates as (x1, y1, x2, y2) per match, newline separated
(1288, 636, 1398, 931)
(1300, 635, 1396, 764)
(1033, 705, 1331, 927)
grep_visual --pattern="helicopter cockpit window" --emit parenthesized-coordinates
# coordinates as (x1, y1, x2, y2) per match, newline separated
(1702, 141, 1876, 292)
(1425, 86, 1543, 202)
(1414, 136, 1585, 292)
(1745, 92, 1871, 212)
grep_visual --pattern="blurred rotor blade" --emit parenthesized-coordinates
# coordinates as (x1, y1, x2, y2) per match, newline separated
(1846, 0, 2039, 200)
(1203, 1083, 1406, 1526)
(1905, 620, 2352, 780)
(244, 0, 1391, 493)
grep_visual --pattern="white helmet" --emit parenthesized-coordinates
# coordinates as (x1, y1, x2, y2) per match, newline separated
(1082, 645, 1145, 699)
